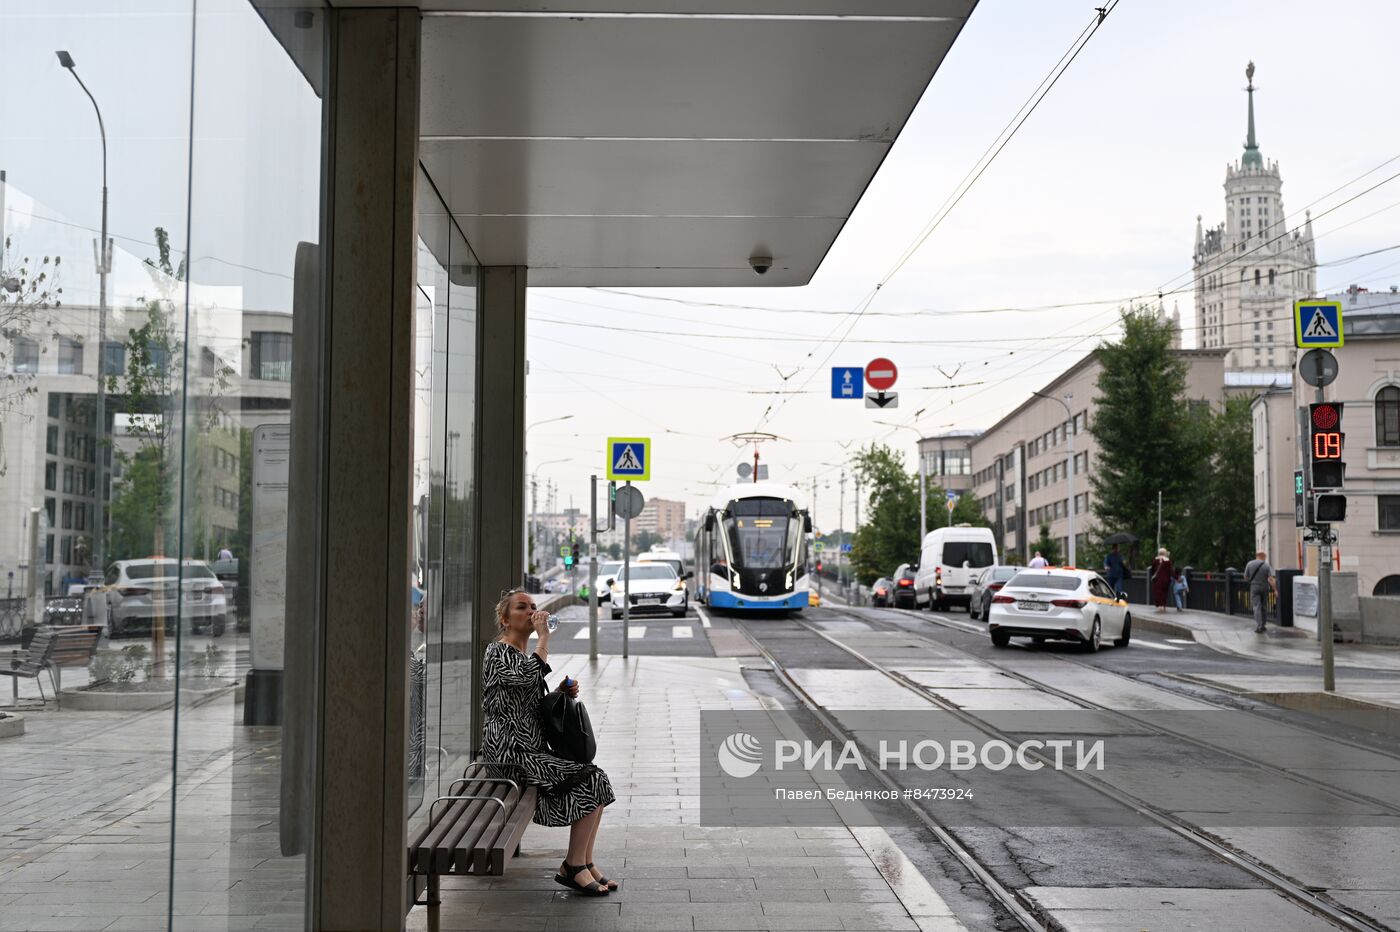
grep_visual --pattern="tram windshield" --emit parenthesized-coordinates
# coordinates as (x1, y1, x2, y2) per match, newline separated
(722, 498, 796, 570)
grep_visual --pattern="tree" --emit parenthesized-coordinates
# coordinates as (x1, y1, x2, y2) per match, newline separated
(0, 239, 63, 477)
(849, 444, 919, 585)
(1174, 395, 1255, 569)
(1031, 523, 1061, 565)
(1088, 306, 1207, 565)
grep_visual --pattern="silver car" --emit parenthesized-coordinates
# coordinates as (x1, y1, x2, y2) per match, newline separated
(103, 559, 230, 637)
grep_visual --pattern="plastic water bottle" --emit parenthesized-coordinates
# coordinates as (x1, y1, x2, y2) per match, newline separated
(546, 613, 560, 632)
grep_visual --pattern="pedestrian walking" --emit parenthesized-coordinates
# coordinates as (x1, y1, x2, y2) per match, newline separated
(1028, 551, 1049, 568)
(483, 588, 617, 897)
(1103, 543, 1126, 595)
(1172, 571, 1189, 612)
(1243, 551, 1277, 633)
(1149, 548, 1174, 613)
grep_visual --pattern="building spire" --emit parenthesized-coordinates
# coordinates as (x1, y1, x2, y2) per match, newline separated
(1242, 61, 1262, 170)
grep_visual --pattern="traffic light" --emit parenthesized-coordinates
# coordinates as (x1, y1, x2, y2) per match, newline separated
(815, 560, 823, 574)
(1315, 494, 1347, 523)
(1308, 402, 1346, 490)
(1307, 402, 1346, 524)
(571, 542, 581, 565)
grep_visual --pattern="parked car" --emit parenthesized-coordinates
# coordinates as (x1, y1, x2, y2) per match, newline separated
(869, 577, 893, 607)
(101, 558, 230, 637)
(968, 566, 1021, 621)
(915, 526, 999, 612)
(985, 568, 1131, 651)
(608, 563, 691, 619)
(891, 563, 918, 609)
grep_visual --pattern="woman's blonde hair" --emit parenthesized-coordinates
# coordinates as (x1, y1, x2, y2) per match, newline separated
(494, 587, 528, 633)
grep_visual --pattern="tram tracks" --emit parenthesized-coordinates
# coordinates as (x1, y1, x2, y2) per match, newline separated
(734, 610, 1395, 932)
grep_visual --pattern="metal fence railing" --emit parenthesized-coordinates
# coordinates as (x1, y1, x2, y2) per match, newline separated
(1120, 570, 1279, 622)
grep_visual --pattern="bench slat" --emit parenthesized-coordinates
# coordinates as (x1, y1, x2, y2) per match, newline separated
(469, 784, 525, 875)
(488, 787, 537, 875)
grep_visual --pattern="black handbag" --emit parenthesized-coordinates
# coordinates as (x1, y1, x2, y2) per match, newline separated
(538, 691, 597, 763)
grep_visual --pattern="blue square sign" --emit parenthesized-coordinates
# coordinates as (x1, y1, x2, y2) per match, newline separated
(831, 367, 864, 399)
(1294, 300, 1343, 348)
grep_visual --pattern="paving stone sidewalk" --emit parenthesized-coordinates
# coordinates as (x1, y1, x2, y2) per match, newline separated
(409, 652, 966, 932)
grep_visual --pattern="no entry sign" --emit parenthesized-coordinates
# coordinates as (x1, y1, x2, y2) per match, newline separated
(865, 358, 898, 392)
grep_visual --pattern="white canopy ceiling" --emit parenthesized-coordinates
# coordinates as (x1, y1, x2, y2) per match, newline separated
(346, 2, 977, 285)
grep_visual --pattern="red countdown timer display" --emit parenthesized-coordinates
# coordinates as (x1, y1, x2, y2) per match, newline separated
(1311, 403, 1343, 459)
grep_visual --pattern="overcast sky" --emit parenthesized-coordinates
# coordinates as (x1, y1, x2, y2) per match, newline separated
(6, 2, 1400, 540)
(525, 0, 1400, 531)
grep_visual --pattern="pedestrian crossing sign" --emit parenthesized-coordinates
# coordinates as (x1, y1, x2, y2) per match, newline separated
(606, 437, 650, 481)
(1294, 300, 1343, 348)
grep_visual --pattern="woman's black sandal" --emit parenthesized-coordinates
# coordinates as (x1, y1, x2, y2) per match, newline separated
(586, 862, 618, 891)
(555, 860, 610, 896)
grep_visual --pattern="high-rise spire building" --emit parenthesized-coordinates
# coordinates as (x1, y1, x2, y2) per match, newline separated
(1192, 61, 1315, 372)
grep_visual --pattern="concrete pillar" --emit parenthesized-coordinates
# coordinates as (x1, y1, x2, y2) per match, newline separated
(312, 8, 419, 930)
(472, 265, 527, 748)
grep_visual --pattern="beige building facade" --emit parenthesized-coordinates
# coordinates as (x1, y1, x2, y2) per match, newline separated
(970, 346, 1227, 563)
(1252, 288, 1400, 596)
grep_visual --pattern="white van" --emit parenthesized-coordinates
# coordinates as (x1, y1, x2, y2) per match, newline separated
(914, 526, 998, 612)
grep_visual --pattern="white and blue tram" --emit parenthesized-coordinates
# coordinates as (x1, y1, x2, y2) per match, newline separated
(695, 482, 811, 612)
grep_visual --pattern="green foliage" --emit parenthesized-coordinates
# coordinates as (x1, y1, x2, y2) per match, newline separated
(0, 239, 64, 479)
(88, 643, 151, 684)
(849, 444, 919, 585)
(1173, 395, 1256, 569)
(1088, 306, 1208, 564)
(1031, 524, 1061, 565)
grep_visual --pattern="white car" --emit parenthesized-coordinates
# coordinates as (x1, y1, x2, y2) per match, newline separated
(607, 563, 690, 619)
(102, 558, 230, 638)
(592, 561, 623, 603)
(985, 568, 1130, 651)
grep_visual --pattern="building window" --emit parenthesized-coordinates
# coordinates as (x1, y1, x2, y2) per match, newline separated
(1376, 386, 1400, 447)
(1268, 269, 1276, 285)
(45, 497, 55, 527)
(48, 392, 61, 418)
(57, 337, 84, 375)
(250, 331, 292, 381)
(63, 464, 73, 494)
(1381, 496, 1400, 532)
(61, 501, 72, 530)
(101, 342, 126, 377)
(1254, 269, 1261, 286)
(46, 425, 58, 455)
(12, 335, 39, 373)
(45, 461, 56, 491)
(1375, 575, 1400, 596)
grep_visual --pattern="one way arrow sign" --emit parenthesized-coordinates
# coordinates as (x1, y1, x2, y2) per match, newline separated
(865, 391, 898, 409)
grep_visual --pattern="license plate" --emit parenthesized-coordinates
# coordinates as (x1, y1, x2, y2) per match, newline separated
(1018, 600, 1048, 612)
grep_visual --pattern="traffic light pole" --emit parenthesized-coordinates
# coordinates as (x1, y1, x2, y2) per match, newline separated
(588, 476, 599, 662)
(1316, 384, 1335, 692)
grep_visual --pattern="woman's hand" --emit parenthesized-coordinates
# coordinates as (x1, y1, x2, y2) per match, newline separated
(531, 610, 551, 641)
(557, 677, 580, 698)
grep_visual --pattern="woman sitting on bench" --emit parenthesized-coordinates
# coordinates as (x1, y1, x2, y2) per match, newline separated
(483, 588, 617, 897)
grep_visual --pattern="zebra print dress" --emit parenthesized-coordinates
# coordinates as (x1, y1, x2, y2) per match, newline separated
(481, 640, 615, 827)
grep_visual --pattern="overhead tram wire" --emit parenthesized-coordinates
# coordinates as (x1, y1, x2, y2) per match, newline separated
(584, 149, 1400, 322)
(753, 1, 1124, 432)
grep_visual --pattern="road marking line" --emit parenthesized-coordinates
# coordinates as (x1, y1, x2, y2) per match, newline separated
(1167, 638, 1195, 644)
(573, 628, 590, 640)
(671, 626, 692, 639)
(696, 606, 712, 628)
(628, 626, 647, 639)
(1133, 639, 1182, 651)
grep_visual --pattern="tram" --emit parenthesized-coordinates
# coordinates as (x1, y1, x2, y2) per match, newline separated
(694, 482, 811, 612)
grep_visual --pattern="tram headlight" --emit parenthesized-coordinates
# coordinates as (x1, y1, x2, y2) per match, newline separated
(785, 570, 793, 589)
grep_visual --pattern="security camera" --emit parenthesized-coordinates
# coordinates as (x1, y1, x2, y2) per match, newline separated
(749, 254, 773, 275)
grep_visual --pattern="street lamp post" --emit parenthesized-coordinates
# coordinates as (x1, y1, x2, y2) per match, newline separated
(523, 415, 574, 583)
(58, 51, 112, 577)
(1033, 391, 1075, 567)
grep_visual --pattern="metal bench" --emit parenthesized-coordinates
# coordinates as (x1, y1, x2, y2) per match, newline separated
(1, 625, 102, 709)
(407, 760, 537, 907)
